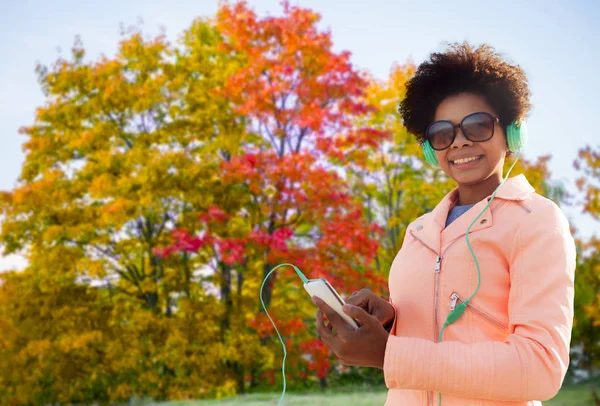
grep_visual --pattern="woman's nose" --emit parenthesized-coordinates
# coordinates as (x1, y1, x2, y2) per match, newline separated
(451, 128, 473, 148)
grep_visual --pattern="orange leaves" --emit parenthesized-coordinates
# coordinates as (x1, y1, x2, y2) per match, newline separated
(577, 145, 600, 175)
(331, 219, 380, 260)
(216, 0, 370, 160)
(199, 206, 230, 224)
(299, 338, 332, 379)
(90, 173, 113, 198)
(567, 146, 600, 378)
(56, 331, 103, 353)
(250, 313, 305, 340)
(76, 258, 106, 279)
(574, 145, 600, 220)
(103, 198, 133, 215)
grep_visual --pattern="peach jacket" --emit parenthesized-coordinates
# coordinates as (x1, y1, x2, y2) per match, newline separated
(383, 174, 576, 406)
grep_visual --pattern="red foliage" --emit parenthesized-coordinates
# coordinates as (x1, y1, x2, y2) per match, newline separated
(156, 0, 389, 381)
(299, 338, 332, 379)
(153, 229, 208, 258)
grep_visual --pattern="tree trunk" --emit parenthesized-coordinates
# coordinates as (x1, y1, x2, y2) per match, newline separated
(591, 389, 600, 406)
(144, 291, 159, 310)
(165, 295, 172, 317)
(249, 368, 260, 388)
(234, 362, 246, 394)
(220, 264, 244, 394)
(220, 265, 233, 335)
(259, 262, 275, 311)
(591, 356, 600, 406)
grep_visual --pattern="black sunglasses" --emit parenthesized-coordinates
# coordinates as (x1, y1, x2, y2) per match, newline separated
(425, 111, 500, 151)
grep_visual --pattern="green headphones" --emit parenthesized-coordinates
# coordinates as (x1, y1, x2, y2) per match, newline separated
(422, 120, 528, 167)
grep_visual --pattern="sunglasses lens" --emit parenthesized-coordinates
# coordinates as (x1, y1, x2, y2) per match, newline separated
(426, 122, 454, 150)
(463, 113, 494, 142)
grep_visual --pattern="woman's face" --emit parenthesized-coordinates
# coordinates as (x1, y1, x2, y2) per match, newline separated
(432, 93, 508, 187)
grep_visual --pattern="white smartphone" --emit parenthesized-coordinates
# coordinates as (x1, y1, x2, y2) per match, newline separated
(304, 278, 360, 328)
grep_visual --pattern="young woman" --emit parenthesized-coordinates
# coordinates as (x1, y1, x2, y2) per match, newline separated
(312, 42, 576, 406)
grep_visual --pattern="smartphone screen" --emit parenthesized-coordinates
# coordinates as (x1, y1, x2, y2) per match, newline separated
(321, 279, 345, 306)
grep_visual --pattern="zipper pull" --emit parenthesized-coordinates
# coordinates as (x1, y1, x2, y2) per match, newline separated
(434, 256, 441, 273)
(450, 292, 459, 311)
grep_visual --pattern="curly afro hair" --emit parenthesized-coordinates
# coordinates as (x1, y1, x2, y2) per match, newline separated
(398, 42, 532, 145)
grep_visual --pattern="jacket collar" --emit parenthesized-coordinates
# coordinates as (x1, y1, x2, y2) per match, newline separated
(409, 174, 536, 254)
(488, 173, 536, 201)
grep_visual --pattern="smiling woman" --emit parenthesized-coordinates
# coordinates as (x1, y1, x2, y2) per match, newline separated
(399, 42, 532, 205)
(315, 42, 576, 406)
(430, 94, 512, 205)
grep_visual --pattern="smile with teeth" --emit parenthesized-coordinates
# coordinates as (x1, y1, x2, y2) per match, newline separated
(452, 156, 482, 165)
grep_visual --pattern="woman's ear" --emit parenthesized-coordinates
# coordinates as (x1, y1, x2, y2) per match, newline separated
(504, 134, 510, 155)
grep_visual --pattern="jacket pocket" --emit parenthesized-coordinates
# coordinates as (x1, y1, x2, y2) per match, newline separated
(449, 292, 509, 332)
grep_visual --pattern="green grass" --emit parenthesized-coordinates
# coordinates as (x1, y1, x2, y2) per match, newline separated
(159, 391, 387, 406)
(545, 381, 596, 406)
(142, 381, 596, 406)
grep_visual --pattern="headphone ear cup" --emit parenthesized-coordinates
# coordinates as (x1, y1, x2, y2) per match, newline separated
(506, 120, 528, 152)
(422, 140, 439, 167)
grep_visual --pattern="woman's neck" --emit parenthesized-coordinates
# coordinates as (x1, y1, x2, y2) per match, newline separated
(456, 172, 503, 206)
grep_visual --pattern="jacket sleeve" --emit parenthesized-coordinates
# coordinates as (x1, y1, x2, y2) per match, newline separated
(383, 202, 576, 401)
(384, 299, 398, 334)
(386, 227, 412, 335)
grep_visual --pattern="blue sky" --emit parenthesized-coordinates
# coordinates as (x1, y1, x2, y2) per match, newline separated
(1, 0, 599, 269)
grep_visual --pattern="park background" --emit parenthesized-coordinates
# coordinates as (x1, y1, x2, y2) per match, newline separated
(0, 1, 599, 405)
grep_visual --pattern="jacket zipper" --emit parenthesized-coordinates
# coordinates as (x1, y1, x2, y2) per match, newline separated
(409, 203, 502, 406)
(409, 231, 462, 406)
(410, 231, 441, 342)
(411, 231, 465, 338)
(409, 231, 437, 406)
(449, 292, 508, 331)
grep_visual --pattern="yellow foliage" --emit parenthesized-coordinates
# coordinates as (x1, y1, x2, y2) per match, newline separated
(1, 4, 570, 405)
(0, 18, 243, 404)
(90, 174, 114, 197)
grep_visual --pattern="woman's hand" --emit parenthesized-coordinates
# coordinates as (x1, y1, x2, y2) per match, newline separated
(345, 289, 395, 328)
(313, 296, 389, 369)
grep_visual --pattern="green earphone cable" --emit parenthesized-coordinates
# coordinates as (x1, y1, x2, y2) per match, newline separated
(259, 263, 309, 406)
(437, 152, 521, 406)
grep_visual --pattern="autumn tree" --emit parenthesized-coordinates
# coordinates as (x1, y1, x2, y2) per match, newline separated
(344, 63, 454, 277)
(0, 0, 387, 401)
(156, 0, 386, 391)
(0, 19, 245, 403)
(572, 145, 600, 403)
(0, 254, 112, 405)
(0, 0, 575, 403)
